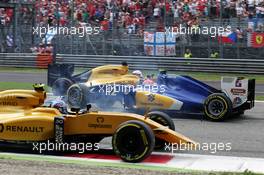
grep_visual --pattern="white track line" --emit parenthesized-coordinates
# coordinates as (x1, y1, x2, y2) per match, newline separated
(0, 152, 264, 173)
(164, 153, 264, 173)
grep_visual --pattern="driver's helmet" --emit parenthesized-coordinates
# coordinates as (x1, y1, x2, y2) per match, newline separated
(49, 98, 67, 113)
(132, 70, 143, 78)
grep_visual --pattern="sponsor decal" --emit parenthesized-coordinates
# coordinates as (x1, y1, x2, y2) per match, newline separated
(235, 79, 242, 87)
(147, 94, 155, 102)
(233, 97, 242, 105)
(0, 101, 18, 106)
(96, 117, 104, 123)
(54, 117, 64, 143)
(0, 96, 15, 100)
(231, 88, 246, 95)
(88, 117, 112, 129)
(0, 95, 18, 106)
(3, 125, 44, 133)
(139, 102, 164, 107)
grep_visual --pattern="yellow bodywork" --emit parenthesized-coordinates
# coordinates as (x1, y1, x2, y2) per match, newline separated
(0, 89, 46, 112)
(71, 64, 183, 111)
(0, 108, 195, 146)
(85, 64, 139, 86)
(135, 91, 183, 110)
(0, 88, 195, 147)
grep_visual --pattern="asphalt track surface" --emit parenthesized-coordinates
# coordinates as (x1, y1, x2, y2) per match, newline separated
(0, 72, 264, 159)
(98, 103, 264, 159)
(172, 101, 264, 158)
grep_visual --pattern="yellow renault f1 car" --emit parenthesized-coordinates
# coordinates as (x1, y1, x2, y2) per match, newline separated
(48, 62, 139, 96)
(0, 85, 195, 162)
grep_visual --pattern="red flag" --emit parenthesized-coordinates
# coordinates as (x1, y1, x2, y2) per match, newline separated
(248, 32, 264, 48)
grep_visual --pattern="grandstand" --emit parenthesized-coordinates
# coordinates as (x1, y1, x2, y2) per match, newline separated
(0, 0, 263, 58)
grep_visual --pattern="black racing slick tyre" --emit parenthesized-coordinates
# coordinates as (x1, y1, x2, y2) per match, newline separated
(67, 83, 88, 109)
(52, 78, 73, 96)
(147, 111, 175, 150)
(204, 93, 232, 121)
(112, 120, 155, 163)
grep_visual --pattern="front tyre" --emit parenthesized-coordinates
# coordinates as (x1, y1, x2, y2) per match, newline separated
(147, 111, 175, 150)
(112, 120, 155, 163)
(204, 93, 232, 121)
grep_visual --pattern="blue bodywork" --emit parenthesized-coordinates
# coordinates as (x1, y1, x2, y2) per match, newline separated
(119, 73, 221, 116)
(85, 73, 220, 116)
(155, 74, 220, 115)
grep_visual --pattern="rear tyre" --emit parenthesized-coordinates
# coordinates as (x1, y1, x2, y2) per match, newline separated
(204, 93, 232, 121)
(112, 120, 155, 163)
(147, 111, 175, 150)
(52, 78, 73, 96)
(67, 84, 88, 109)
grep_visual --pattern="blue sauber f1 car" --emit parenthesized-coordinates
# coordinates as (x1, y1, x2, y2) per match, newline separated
(48, 64, 255, 121)
(149, 72, 255, 120)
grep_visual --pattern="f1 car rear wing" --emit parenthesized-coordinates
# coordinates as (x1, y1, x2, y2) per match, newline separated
(47, 64, 75, 87)
(221, 77, 255, 110)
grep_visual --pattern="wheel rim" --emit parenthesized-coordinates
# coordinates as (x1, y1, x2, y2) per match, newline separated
(68, 86, 82, 107)
(208, 99, 225, 116)
(122, 134, 140, 152)
(115, 126, 146, 155)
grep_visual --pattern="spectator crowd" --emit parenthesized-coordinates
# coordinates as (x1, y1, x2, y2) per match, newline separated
(2, 0, 263, 33)
(1, 0, 263, 54)
(34, 0, 264, 34)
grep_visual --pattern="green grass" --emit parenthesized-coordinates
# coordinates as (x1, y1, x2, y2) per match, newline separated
(0, 82, 49, 91)
(0, 67, 47, 73)
(256, 96, 264, 101)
